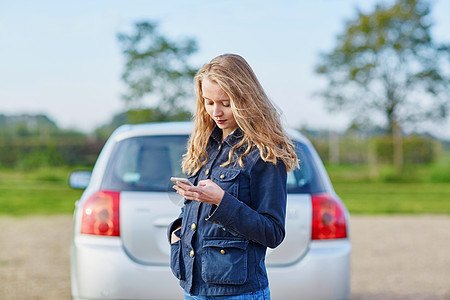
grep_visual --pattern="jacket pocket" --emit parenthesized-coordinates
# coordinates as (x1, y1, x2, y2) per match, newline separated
(211, 169, 240, 198)
(201, 237, 248, 285)
(170, 240, 185, 280)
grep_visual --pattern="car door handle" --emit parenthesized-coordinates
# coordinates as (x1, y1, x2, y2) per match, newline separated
(153, 217, 174, 228)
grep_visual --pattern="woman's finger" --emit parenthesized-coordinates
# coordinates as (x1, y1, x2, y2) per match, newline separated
(183, 188, 202, 201)
(198, 179, 212, 186)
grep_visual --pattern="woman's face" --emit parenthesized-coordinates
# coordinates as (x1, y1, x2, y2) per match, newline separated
(202, 78, 238, 139)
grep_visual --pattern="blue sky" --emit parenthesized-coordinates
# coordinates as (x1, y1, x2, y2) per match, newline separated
(1, 0, 449, 139)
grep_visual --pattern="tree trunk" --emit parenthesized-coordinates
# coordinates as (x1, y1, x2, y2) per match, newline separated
(392, 121, 403, 173)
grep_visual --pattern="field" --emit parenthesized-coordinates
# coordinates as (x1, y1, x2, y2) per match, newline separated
(0, 165, 449, 215)
(327, 163, 450, 214)
(334, 182, 450, 214)
(0, 168, 83, 215)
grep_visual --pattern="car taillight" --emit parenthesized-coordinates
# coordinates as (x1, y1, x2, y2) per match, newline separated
(311, 193, 347, 240)
(81, 190, 120, 236)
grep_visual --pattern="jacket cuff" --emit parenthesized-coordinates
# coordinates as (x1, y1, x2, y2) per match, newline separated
(206, 191, 239, 226)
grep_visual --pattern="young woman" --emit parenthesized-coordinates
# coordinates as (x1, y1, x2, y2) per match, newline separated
(168, 54, 298, 299)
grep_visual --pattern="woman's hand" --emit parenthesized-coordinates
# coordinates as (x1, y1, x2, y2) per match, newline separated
(173, 180, 224, 206)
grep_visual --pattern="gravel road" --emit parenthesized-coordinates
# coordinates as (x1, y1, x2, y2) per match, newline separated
(0, 215, 449, 300)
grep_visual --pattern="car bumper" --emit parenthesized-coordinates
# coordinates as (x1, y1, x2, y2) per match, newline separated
(71, 236, 350, 300)
(71, 235, 182, 300)
(269, 239, 351, 300)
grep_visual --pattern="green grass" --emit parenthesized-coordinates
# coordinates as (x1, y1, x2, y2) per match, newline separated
(334, 182, 450, 214)
(0, 168, 83, 216)
(0, 166, 449, 216)
(326, 162, 450, 215)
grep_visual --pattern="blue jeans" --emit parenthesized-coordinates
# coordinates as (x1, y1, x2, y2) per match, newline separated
(183, 286, 270, 300)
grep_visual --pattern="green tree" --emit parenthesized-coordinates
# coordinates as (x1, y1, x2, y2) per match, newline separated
(315, 0, 450, 172)
(117, 21, 198, 117)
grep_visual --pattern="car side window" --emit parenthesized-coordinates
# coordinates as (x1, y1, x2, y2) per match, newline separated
(287, 141, 326, 194)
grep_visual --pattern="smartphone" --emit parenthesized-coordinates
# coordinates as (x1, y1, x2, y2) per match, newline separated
(170, 177, 194, 186)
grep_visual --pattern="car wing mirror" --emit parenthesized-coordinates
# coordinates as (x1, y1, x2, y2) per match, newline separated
(69, 171, 92, 189)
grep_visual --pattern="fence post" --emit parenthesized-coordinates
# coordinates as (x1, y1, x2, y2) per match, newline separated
(329, 130, 340, 164)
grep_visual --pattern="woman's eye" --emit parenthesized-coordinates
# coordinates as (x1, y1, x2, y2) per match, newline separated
(223, 102, 230, 107)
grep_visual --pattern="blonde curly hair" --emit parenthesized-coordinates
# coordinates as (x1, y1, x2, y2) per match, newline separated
(182, 54, 298, 175)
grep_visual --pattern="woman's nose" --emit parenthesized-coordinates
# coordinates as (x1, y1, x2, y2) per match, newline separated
(213, 105, 223, 117)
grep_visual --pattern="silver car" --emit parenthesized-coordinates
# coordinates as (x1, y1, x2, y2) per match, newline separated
(69, 122, 351, 300)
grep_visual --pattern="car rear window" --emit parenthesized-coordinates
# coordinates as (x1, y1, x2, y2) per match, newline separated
(101, 135, 189, 192)
(286, 141, 327, 194)
(101, 135, 326, 194)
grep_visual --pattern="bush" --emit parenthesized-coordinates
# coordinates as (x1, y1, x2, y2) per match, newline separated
(371, 135, 439, 165)
(0, 137, 104, 170)
(16, 144, 64, 170)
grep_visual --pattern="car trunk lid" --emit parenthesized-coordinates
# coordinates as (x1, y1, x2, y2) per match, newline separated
(266, 193, 312, 266)
(120, 191, 183, 265)
(120, 191, 312, 266)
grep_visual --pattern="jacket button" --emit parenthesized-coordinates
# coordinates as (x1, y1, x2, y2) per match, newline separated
(205, 169, 210, 176)
(191, 223, 196, 231)
(220, 249, 226, 255)
(190, 250, 195, 258)
(220, 174, 225, 179)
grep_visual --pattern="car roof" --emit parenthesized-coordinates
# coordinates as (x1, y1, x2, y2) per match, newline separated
(112, 122, 194, 141)
(112, 122, 311, 145)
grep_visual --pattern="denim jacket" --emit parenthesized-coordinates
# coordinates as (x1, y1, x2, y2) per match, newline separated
(168, 126, 287, 296)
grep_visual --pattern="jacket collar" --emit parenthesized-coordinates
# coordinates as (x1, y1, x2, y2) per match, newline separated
(210, 126, 244, 148)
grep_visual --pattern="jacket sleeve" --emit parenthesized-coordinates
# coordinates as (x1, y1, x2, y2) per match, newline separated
(206, 158, 287, 248)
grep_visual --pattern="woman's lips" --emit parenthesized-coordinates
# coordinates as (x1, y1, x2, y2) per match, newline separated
(216, 120, 226, 124)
